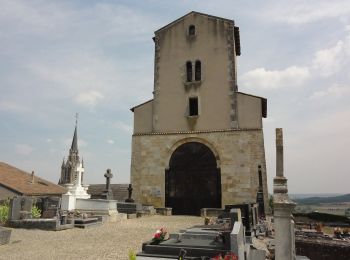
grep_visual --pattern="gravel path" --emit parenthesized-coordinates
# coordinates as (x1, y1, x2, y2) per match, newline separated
(0, 215, 203, 260)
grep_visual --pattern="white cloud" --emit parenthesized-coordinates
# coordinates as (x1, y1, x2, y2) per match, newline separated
(312, 41, 345, 77)
(242, 28, 350, 91)
(107, 139, 115, 144)
(265, 0, 350, 25)
(113, 121, 132, 134)
(0, 1, 157, 39)
(46, 138, 52, 143)
(312, 30, 350, 77)
(15, 144, 34, 155)
(241, 66, 310, 89)
(310, 84, 350, 99)
(75, 90, 104, 107)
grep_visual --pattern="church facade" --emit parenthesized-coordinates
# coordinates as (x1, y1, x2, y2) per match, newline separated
(130, 12, 268, 215)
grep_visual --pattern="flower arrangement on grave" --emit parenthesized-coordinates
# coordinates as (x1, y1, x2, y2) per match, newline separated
(212, 252, 238, 260)
(152, 227, 167, 243)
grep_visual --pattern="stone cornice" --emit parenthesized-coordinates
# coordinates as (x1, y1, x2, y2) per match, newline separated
(133, 128, 262, 136)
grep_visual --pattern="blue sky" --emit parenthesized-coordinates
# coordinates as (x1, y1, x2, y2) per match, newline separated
(1, 0, 349, 193)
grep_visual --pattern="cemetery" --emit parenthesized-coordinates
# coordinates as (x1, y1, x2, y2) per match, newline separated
(1, 11, 349, 260)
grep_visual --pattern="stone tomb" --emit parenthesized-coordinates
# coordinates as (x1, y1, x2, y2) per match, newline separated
(8, 196, 74, 231)
(116, 202, 142, 214)
(137, 208, 266, 259)
(41, 197, 61, 218)
(225, 203, 258, 237)
(8, 196, 33, 220)
(138, 224, 232, 258)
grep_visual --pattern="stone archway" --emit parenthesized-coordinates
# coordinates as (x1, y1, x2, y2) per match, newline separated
(165, 142, 221, 215)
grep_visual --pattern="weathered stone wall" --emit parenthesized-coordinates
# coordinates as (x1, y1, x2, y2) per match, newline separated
(0, 185, 20, 201)
(296, 238, 350, 260)
(130, 129, 268, 212)
(152, 13, 239, 132)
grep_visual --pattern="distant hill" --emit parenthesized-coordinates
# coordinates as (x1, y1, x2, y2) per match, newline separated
(295, 193, 350, 205)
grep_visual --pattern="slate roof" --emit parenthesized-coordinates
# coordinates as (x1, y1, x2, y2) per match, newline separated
(0, 162, 67, 196)
(88, 184, 129, 201)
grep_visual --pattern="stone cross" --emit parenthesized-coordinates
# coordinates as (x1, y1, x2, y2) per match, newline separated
(128, 184, 133, 199)
(125, 184, 134, 202)
(104, 169, 113, 191)
(76, 163, 84, 187)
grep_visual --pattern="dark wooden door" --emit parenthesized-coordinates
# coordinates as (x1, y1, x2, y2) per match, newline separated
(165, 142, 221, 215)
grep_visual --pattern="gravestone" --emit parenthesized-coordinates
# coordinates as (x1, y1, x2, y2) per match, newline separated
(225, 203, 257, 236)
(101, 169, 113, 200)
(8, 196, 33, 220)
(125, 184, 134, 203)
(41, 197, 61, 218)
(117, 202, 142, 214)
(0, 227, 11, 245)
(230, 221, 245, 260)
(137, 206, 266, 259)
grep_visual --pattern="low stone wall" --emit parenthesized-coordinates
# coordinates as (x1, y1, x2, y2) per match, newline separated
(8, 219, 74, 231)
(200, 208, 224, 217)
(296, 238, 350, 260)
(155, 207, 172, 216)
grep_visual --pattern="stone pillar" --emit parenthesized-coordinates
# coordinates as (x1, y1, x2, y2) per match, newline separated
(61, 186, 75, 211)
(273, 128, 296, 260)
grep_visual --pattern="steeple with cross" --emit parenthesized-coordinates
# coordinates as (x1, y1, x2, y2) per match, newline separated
(59, 113, 83, 185)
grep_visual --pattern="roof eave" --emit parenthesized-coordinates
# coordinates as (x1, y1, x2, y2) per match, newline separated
(154, 11, 235, 34)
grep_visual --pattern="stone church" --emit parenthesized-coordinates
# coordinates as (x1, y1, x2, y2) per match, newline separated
(130, 12, 268, 215)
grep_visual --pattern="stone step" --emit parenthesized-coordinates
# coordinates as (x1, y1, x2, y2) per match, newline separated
(74, 218, 103, 228)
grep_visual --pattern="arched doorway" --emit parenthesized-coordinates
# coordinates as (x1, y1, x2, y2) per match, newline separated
(165, 142, 221, 215)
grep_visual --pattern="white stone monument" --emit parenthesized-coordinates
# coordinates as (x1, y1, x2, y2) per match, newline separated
(61, 162, 90, 211)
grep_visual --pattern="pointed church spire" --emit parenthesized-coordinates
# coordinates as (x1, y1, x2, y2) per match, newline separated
(59, 113, 82, 186)
(71, 113, 78, 152)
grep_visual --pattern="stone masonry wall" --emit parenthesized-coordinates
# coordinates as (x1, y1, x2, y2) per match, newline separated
(296, 238, 350, 260)
(0, 185, 20, 201)
(130, 129, 268, 212)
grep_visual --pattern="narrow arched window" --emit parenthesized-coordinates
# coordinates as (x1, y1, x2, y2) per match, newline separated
(195, 60, 201, 81)
(189, 25, 195, 36)
(186, 61, 192, 82)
